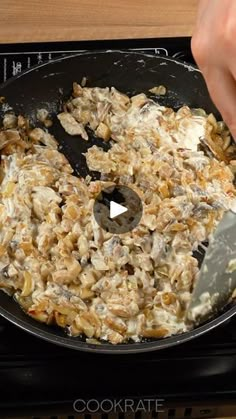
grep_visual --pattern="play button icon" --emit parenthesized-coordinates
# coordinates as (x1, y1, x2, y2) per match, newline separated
(110, 201, 128, 219)
(93, 185, 143, 234)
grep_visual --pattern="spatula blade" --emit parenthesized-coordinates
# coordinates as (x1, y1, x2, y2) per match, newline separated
(186, 210, 236, 325)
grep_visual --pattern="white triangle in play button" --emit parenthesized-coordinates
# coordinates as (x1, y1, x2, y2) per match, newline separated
(110, 201, 128, 219)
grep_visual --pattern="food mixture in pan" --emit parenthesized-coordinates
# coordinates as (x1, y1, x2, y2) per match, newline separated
(0, 83, 236, 344)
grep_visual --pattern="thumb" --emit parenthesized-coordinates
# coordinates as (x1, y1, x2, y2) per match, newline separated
(202, 68, 236, 142)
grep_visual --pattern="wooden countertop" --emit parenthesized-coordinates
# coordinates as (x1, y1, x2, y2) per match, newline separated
(1, 0, 198, 44)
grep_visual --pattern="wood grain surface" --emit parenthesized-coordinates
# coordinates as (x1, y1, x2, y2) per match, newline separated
(0, 0, 198, 44)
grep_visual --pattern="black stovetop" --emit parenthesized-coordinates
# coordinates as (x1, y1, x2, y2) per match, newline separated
(1, 313, 236, 416)
(0, 37, 236, 418)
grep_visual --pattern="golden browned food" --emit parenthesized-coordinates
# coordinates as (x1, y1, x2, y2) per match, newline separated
(0, 83, 236, 345)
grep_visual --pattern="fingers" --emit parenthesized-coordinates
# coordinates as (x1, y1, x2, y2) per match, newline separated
(191, 0, 236, 141)
(202, 68, 236, 140)
(196, 0, 209, 22)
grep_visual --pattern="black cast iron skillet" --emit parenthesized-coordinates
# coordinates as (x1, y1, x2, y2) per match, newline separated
(0, 50, 235, 354)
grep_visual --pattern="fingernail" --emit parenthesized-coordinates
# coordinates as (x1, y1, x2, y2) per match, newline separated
(231, 128, 236, 142)
(227, 123, 236, 143)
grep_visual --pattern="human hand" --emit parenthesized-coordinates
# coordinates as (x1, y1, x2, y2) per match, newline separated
(191, 0, 236, 140)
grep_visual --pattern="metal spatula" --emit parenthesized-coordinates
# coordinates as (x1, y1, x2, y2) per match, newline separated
(186, 208, 236, 325)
